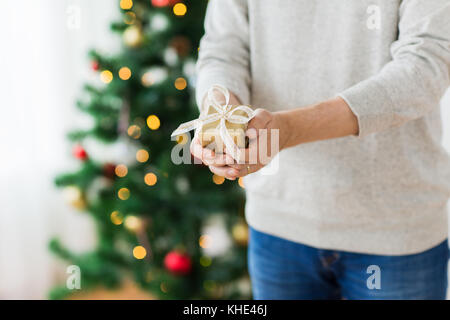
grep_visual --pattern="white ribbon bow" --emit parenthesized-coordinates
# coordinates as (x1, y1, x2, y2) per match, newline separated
(171, 84, 255, 161)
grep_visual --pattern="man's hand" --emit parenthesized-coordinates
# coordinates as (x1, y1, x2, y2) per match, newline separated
(190, 91, 358, 180)
(190, 108, 288, 180)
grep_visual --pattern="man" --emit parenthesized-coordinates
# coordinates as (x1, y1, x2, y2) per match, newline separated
(191, 0, 450, 299)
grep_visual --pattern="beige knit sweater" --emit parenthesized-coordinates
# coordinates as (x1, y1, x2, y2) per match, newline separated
(195, 0, 450, 255)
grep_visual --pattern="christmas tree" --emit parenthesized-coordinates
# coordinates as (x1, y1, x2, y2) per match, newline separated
(50, 0, 250, 300)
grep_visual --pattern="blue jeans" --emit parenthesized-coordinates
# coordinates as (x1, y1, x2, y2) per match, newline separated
(248, 227, 449, 300)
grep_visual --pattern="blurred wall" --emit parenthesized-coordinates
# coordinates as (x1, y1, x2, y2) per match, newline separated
(0, 0, 118, 299)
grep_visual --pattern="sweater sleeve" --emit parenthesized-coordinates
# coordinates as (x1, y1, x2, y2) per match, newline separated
(339, 0, 450, 138)
(195, 0, 250, 110)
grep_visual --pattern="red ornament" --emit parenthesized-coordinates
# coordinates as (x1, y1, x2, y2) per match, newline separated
(151, 0, 180, 7)
(103, 163, 116, 179)
(164, 251, 192, 275)
(73, 144, 88, 160)
(91, 60, 100, 71)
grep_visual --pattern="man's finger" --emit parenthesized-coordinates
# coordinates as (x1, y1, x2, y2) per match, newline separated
(246, 127, 258, 140)
(190, 138, 215, 163)
(203, 153, 235, 166)
(228, 163, 260, 177)
(225, 163, 245, 170)
(209, 165, 239, 180)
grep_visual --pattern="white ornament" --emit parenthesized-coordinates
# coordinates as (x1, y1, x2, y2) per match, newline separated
(175, 176, 190, 194)
(63, 186, 82, 204)
(151, 13, 169, 31)
(86, 177, 113, 203)
(201, 215, 232, 257)
(164, 48, 178, 67)
(123, 26, 142, 47)
(83, 137, 138, 165)
(182, 59, 196, 78)
(141, 67, 168, 87)
(236, 277, 252, 296)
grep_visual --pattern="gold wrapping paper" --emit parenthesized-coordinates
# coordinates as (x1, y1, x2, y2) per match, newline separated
(199, 104, 248, 154)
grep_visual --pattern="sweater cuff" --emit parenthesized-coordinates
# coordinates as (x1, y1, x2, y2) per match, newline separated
(195, 71, 250, 111)
(338, 78, 395, 138)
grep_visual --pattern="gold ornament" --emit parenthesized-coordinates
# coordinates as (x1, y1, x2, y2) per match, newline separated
(123, 25, 143, 47)
(232, 221, 249, 246)
(63, 186, 86, 210)
(123, 12, 136, 25)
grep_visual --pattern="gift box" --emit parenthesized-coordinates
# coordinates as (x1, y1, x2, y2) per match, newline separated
(198, 104, 248, 154)
(171, 85, 255, 161)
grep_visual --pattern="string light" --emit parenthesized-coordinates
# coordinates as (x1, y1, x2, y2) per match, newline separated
(173, 3, 187, 16)
(212, 174, 225, 185)
(127, 124, 141, 139)
(146, 115, 161, 130)
(144, 173, 157, 186)
(115, 164, 128, 178)
(232, 222, 249, 246)
(200, 256, 212, 267)
(118, 187, 130, 200)
(174, 77, 187, 90)
(136, 149, 149, 163)
(119, 66, 132, 80)
(110, 211, 123, 225)
(100, 70, 113, 84)
(238, 177, 245, 188)
(63, 186, 86, 210)
(120, 0, 133, 10)
(133, 245, 147, 259)
(124, 12, 136, 25)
